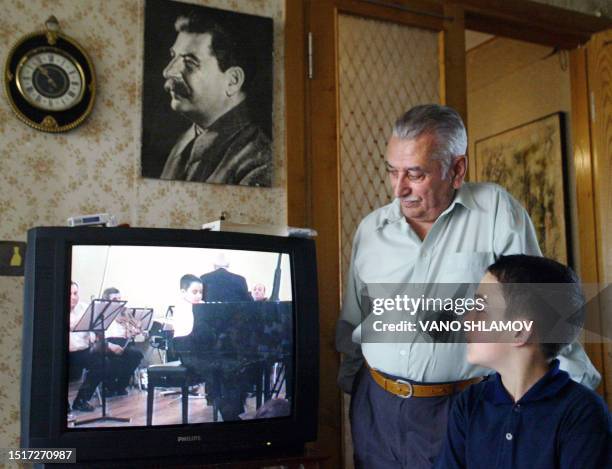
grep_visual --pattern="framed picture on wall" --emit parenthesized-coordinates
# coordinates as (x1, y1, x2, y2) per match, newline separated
(141, 0, 274, 187)
(474, 112, 571, 265)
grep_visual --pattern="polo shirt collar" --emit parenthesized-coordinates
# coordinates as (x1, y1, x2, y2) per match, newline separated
(484, 359, 571, 405)
(376, 183, 477, 230)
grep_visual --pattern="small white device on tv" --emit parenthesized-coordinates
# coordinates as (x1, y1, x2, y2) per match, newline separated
(67, 213, 118, 227)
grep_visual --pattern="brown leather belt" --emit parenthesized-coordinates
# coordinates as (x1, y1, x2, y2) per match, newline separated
(367, 363, 482, 398)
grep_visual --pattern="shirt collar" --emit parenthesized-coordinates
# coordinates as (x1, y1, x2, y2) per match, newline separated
(376, 198, 404, 229)
(448, 183, 477, 212)
(484, 359, 571, 405)
(375, 183, 477, 230)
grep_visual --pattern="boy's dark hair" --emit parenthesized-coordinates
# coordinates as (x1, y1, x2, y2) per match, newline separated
(487, 254, 585, 359)
(180, 274, 202, 291)
(102, 287, 120, 300)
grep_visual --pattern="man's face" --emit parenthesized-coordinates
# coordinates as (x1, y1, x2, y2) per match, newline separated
(163, 32, 228, 125)
(182, 281, 203, 304)
(70, 284, 79, 310)
(252, 283, 266, 301)
(385, 134, 462, 223)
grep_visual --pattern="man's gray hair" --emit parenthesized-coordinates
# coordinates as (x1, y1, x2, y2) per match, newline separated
(392, 104, 467, 178)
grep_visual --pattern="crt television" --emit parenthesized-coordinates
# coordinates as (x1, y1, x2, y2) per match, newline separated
(21, 227, 319, 466)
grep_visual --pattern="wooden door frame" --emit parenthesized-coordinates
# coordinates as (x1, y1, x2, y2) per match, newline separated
(285, 0, 611, 466)
(568, 46, 606, 391)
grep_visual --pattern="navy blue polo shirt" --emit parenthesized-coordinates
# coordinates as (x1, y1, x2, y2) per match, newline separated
(434, 359, 611, 468)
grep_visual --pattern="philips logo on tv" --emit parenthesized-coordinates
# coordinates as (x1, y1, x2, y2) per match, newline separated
(177, 435, 202, 443)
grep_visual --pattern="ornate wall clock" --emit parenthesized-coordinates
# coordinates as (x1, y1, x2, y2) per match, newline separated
(4, 16, 96, 132)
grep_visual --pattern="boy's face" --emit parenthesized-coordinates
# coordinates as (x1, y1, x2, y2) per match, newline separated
(182, 281, 203, 304)
(466, 272, 514, 368)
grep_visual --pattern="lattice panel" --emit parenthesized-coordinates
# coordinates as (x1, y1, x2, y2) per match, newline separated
(338, 14, 441, 288)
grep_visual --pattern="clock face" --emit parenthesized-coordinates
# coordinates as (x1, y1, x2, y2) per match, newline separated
(15, 47, 85, 112)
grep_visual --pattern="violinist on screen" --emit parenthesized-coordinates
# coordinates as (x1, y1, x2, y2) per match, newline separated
(103, 287, 144, 397)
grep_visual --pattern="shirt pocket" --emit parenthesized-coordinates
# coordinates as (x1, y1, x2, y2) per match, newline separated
(439, 252, 495, 283)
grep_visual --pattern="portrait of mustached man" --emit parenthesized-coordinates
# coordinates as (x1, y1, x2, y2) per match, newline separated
(141, 0, 274, 187)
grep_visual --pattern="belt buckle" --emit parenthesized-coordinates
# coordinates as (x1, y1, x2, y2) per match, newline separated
(395, 379, 413, 398)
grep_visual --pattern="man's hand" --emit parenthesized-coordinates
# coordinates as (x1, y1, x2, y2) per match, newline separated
(107, 343, 123, 355)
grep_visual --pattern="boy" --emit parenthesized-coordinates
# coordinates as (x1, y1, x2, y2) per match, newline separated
(172, 274, 204, 338)
(435, 255, 611, 468)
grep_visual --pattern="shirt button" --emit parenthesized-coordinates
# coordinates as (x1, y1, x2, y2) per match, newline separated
(513, 405, 521, 412)
(506, 433, 513, 441)
(399, 349, 406, 356)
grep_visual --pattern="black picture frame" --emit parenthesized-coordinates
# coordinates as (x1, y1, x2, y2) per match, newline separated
(141, 0, 274, 186)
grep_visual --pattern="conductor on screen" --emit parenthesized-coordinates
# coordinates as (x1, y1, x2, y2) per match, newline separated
(196, 255, 255, 421)
(200, 254, 252, 302)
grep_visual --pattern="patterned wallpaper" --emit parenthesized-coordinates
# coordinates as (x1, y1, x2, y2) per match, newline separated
(0, 0, 285, 450)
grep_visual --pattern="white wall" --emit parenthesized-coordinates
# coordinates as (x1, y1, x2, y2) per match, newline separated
(72, 245, 292, 317)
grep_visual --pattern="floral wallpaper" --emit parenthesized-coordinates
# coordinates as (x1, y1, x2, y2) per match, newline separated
(0, 0, 285, 450)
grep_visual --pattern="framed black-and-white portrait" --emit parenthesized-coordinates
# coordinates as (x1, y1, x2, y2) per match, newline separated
(141, 0, 274, 187)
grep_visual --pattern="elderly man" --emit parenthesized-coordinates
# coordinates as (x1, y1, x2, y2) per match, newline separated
(336, 104, 600, 469)
(160, 11, 272, 186)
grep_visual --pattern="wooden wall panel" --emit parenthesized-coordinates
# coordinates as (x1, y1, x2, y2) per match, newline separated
(569, 47, 605, 396)
(442, 3, 467, 122)
(308, 3, 343, 467)
(587, 29, 612, 404)
(286, 0, 309, 227)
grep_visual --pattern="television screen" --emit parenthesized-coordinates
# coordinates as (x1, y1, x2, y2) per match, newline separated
(68, 245, 293, 428)
(22, 227, 318, 465)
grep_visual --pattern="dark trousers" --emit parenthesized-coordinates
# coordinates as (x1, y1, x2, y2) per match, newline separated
(209, 368, 249, 421)
(106, 338, 144, 391)
(350, 366, 458, 469)
(174, 336, 247, 422)
(70, 348, 103, 404)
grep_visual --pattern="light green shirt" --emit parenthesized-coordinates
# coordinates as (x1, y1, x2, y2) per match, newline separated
(337, 182, 600, 391)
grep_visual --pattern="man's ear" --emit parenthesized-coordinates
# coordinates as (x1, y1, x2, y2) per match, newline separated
(450, 155, 467, 189)
(225, 66, 245, 97)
